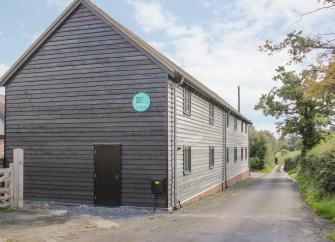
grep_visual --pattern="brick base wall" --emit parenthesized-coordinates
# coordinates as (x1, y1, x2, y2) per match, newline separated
(180, 183, 224, 206)
(179, 169, 250, 207)
(0, 139, 3, 168)
(226, 169, 250, 187)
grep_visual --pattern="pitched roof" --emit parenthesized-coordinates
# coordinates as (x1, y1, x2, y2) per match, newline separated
(0, 0, 251, 124)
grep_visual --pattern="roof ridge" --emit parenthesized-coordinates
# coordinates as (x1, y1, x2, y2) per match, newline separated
(0, 0, 251, 123)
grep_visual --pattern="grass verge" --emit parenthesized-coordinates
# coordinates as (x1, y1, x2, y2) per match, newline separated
(329, 231, 335, 241)
(276, 150, 300, 165)
(296, 172, 335, 222)
(289, 171, 335, 241)
(257, 162, 276, 174)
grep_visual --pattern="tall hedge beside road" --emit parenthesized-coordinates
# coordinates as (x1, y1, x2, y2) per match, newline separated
(250, 128, 278, 172)
(285, 136, 335, 224)
(305, 136, 335, 195)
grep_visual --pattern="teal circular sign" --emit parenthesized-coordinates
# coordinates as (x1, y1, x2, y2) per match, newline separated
(132, 92, 151, 112)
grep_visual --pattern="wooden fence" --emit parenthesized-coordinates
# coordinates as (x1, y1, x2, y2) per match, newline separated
(0, 148, 24, 209)
(0, 167, 11, 208)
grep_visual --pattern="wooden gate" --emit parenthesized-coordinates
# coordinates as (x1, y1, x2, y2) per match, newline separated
(0, 148, 24, 209)
(0, 167, 12, 208)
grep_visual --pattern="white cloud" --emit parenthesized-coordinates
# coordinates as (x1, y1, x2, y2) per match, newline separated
(148, 41, 166, 51)
(127, 0, 334, 134)
(46, 0, 72, 8)
(0, 64, 8, 78)
(0, 64, 8, 95)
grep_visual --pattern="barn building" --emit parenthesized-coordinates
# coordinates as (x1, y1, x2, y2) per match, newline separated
(0, 0, 251, 210)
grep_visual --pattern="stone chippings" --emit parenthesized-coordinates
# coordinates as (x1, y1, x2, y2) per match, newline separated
(66, 205, 162, 220)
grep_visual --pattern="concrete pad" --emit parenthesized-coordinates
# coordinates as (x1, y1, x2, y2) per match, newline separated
(0, 209, 69, 225)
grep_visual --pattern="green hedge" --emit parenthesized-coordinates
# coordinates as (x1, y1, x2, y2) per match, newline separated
(283, 150, 301, 172)
(305, 136, 335, 194)
(296, 171, 335, 223)
(250, 157, 264, 170)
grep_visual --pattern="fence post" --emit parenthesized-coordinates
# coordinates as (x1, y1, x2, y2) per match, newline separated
(10, 163, 14, 208)
(13, 148, 24, 208)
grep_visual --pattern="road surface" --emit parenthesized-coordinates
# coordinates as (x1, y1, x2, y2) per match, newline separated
(76, 166, 334, 242)
(0, 166, 333, 242)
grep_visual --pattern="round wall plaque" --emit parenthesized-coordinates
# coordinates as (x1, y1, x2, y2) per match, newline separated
(132, 92, 151, 112)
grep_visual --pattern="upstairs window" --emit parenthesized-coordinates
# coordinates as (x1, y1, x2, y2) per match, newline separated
(234, 147, 237, 162)
(183, 146, 191, 175)
(226, 114, 230, 127)
(241, 121, 244, 133)
(209, 146, 214, 169)
(226, 147, 229, 163)
(184, 87, 191, 115)
(209, 103, 214, 124)
(245, 123, 248, 134)
(241, 147, 243, 161)
(234, 117, 237, 131)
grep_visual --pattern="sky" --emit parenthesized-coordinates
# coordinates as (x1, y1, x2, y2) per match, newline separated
(0, 0, 334, 135)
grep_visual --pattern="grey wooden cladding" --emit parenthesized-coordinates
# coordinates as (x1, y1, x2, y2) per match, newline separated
(173, 83, 225, 202)
(226, 114, 249, 180)
(167, 80, 249, 206)
(4, 0, 251, 209)
(5, 4, 168, 207)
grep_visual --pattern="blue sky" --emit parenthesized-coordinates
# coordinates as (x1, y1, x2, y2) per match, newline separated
(0, 0, 334, 135)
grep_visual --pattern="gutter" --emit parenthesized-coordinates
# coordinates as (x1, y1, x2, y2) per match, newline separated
(173, 72, 251, 125)
(224, 110, 230, 187)
(173, 76, 184, 208)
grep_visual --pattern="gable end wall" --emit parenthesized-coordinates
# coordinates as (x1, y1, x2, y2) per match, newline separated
(5, 4, 168, 207)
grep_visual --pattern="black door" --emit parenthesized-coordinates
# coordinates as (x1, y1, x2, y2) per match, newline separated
(94, 144, 121, 206)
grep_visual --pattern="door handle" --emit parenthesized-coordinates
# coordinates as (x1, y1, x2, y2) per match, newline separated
(114, 174, 119, 181)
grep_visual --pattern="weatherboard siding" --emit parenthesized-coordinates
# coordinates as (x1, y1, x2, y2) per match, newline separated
(226, 114, 249, 180)
(5, 4, 168, 207)
(167, 80, 250, 205)
(173, 83, 225, 202)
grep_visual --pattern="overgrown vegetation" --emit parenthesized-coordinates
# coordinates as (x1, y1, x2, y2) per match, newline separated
(329, 231, 335, 241)
(250, 128, 278, 173)
(284, 136, 335, 228)
(256, 1, 335, 237)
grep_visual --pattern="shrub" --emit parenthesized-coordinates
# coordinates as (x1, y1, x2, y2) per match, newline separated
(284, 154, 300, 172)
(305, 136, 335, 194)
(250, 157, 264, 170)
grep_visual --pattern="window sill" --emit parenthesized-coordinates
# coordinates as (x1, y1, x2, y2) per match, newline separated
(183, 171, 191, 176)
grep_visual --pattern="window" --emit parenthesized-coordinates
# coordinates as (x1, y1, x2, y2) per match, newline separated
(241, 121, 244, 133)
(209, 103, 214, 124)
(234, 117, 237, 131)
(241, 147, 243, 161)
(209, 146, 214, 169)
(245, 123, 248, 134)
(183, 146, 191, 174)
(226, 147, 229, 163)
(184, 87, 191, 115)
(226, 114, 230, 127)
(245, 147, 248, 160)
(234, 147, 237, 162)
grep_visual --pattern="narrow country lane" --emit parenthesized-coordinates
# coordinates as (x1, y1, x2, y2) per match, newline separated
(72, 166, 334, 242)
(1, 166, 334, 242)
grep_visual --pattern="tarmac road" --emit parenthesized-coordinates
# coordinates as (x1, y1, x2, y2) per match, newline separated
(73, 166, 334, 242)
(1, 166, 333, 242)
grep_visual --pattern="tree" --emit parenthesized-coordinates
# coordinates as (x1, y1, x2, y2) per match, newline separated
(250, 128, 279, 170)
(257, 0, 335, 156)
(255, 66, 334, 156)
(286, 134, 302, 151)
(260, 1, 335, 98)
